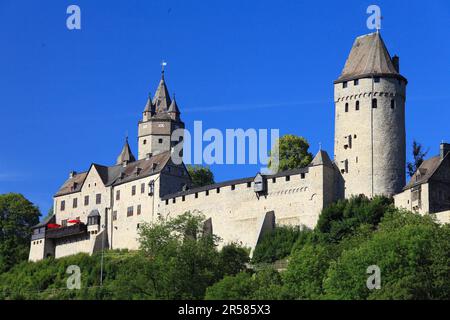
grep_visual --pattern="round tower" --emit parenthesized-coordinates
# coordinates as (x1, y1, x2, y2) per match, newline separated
(334, 32, 407, 198)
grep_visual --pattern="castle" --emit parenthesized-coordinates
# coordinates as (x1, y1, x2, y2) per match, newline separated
(29, 31, 450, 261)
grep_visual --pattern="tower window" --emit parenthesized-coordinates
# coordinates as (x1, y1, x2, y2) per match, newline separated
(391, 99, 395, 109)
(286, 176, 290, 182)
(355, 101, 360, 111)
(342, 81, 348, 88)
(345, 103, 349, 112)
(372, 98, 377, 109)
(158, 138, 163, 144)
(231, 185, 236, 190)
(354, 79, 359, 86)
(374, 77, 380, 83)
(143, 139, 147, 145)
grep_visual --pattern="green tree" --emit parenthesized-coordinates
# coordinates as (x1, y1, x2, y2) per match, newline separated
(323, 211, 450, 300)
(407, 140, 429, 177)
(219, 243, 250, 276)
(0, 193, 40, 272)
(187, 165, 215, 187)
(268, 135, 313, 172)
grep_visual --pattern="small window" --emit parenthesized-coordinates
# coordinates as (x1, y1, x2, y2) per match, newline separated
(391, 99, 395, 109)
(158, 138, 163, 144)
(372, 98, 377, 109)
(247, 182, 251, 188)
(216, 188, 220, 193)
(286, 176, 290, 182)
(112, 211, 117, 221)
(72, 198, 77, 209)
(231, 185, 235, 190)
(116, 190, 120, 201)
(195, 193, 198, 199)
(165, 199, 168, 205)
(272, 178, 276, 183)
(60, 200, 65, 211)
(137, 205, 141, 215)
(127, 206, 133, 217)
(342, 81, 347, 88)
(345, 103, 349, 112)
(300, 173, 305, 179)
(141, 183, 145, 194)
(132, 185, 136, 196)
(182, 196, 185, 201)
(172, 198, 176, 203)
(61, 219, 68, 227)
(205, 190, 209, 196)
(96, 194, 101, 204)
(84, 195, 89, 206)
(355, 101, 360, 111)
(354, 79, 359, 86)
(374, 77, 380, 83)
(143, 139, 147, 145)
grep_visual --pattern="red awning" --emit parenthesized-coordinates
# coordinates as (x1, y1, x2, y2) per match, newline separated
(68, 219, 81, 224)
(47, 223, 61, 229)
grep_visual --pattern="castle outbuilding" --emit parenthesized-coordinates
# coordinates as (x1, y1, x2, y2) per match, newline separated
(29, 31, 450, 262)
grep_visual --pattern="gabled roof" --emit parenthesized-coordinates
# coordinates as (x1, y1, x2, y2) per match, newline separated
(152, 73, 171, 113)
(335, 32, 406, 83)
(403, 154, 447, 190)
(116, 138, 136, 165)
(54, 151, 173, 197)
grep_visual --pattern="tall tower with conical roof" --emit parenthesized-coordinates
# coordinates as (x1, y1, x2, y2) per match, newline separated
(334, 31, 407, 198)
(137, 69, 185, 160)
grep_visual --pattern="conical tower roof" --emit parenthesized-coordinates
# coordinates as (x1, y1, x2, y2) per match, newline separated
(152, 72, 172, 113)
(116, 137, 136, 165)
(311, 149, 333, 167)
(335, 32, 406, 83)
(168, 95, 180, 114)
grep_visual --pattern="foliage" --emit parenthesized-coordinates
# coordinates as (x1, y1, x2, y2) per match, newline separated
(252, 226, 310, 264)
(0, 193, 40, 273)
(187, 165, 215, 187)
(407, 140, 429, 177)
(268, 135, 313, 172)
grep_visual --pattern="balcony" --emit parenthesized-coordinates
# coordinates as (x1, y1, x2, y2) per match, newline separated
(45, 223, 87, 239)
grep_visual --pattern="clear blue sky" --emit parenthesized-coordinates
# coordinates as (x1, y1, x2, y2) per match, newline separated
(0, 0, 449, 216)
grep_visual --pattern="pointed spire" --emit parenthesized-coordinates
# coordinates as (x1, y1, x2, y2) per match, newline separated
(168, 94, 180, 120)
(311, 149, 333, 167)
(336, 32, 406, 83)
(116, 137, 136, 165)
(143, 93, 155, 119)
(153, 62, 171, 113)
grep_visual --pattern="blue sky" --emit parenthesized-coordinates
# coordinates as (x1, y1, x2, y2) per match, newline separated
(0, 0, 449, 216)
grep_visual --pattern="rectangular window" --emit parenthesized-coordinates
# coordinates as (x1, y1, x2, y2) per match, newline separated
(286, 176, 290, 182)
(374, 77, 380, 83)
(132, 185, 136, 196)
(205, 190, 209, 196)
(96, 194, 101, 204)
(72, 198, 77, 208)
(182, 196, 185, 201)
(112, 211, 117, 221)
(342, 81, 347, 88)
(84, 195, 89, 206)
(172, 198, 176, 203)
(116, 190, 120, 201)
(247, 182, 251, 188)
(231, 185, 235, 190)
(216, 188, 220, 193)
(60, 200, 65, 211)
(391, 99, 395, 109)
(372, 98, 377, 109)
(61, 219, 68, 227)
(354, 79, 359, 86)
(300, 173, 306, 179)
(345, 103, 349, 112)
(137, 205, 141, 215)
(356, 101, 360, 111)
(158, 138, 163, 144)
(195, 193, 198, 198)
(272, 178, 276, 183)
(165, 199, 169, 205)
(141, 183, 145, 194)
(127, 206, 133, 217)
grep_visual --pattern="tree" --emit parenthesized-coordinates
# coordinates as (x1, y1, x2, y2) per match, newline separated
(219, 243, 250, 276)
(0, 193, 40, 272)
(187, 165, 215, 188)
(407, 140, 429, 177)
(268, 135, 313, 172)
(323, 211, 450, 300)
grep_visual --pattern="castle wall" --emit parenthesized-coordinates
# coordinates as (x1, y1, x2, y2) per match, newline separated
(157, 163, 335, 251)
(394, 183, 430, 214)
(334, 77, 406, 197)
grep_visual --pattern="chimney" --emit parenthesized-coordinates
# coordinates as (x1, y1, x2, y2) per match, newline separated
(69, 171, 77, 179)
(392, 55, 400, 73)
(440, 142, 450, 160)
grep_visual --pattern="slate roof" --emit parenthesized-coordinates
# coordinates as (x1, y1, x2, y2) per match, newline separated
(54, 151, 172, 197)
(116, 138, 136, 165)
(335, 32, 406, 83)
(32, 214, 56, 229)
(153, 73, 172, 112)
(403, 155, 444, 190)
(311, 150, 333, 167)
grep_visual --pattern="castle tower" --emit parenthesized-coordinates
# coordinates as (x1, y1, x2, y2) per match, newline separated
(138, 70, 185, 159)
(334, 31, 407, 198)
